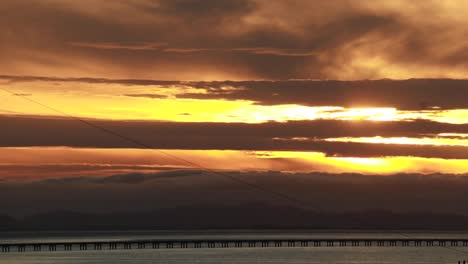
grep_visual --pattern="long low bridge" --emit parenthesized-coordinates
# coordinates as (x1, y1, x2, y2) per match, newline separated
(2, 238, 468, 252)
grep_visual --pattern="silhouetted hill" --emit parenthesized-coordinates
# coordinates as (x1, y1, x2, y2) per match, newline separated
(0, 214, 19, 230)
(5, 205, 468, 231)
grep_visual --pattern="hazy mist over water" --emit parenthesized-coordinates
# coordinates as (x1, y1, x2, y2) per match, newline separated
(1, 247, 464, 264)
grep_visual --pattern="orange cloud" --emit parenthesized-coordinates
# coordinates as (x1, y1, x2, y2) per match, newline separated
(3, 1, 468, 79)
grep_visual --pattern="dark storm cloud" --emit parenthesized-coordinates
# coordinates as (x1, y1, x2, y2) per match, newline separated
(2, 1, 468, 79)
(1, 115, 467, 159)
(2, 171, 468, 217)
(0, 164, 182, 175)
(1, 75, 467, 109)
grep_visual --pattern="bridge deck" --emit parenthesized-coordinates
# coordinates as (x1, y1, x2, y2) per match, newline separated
(2, 238, 468, 252)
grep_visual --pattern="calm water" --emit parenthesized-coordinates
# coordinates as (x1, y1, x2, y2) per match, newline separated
(1, 231, 467, 264)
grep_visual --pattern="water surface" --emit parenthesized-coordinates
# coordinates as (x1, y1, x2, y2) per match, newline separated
(1, 231, 467, 264)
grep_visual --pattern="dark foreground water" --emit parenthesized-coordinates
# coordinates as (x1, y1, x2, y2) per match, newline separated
(1, 231, 467, 264)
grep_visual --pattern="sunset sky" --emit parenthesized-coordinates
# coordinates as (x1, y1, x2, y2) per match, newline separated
(1, 0, 467, 216)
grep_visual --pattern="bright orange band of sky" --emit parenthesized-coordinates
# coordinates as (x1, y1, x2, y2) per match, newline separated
(1, 147, 467, 180)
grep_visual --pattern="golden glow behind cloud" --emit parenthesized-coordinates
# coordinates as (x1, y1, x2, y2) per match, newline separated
(1, 1, 468, 181)
(1, 147, 467, 180)
(324, 136, 468, 147)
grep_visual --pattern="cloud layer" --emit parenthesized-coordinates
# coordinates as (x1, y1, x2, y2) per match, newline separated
(2, 0, 468, 222)
(2, 115, 467, 159)
(2, 76, 468, 110)
(2, 171, 468, 217)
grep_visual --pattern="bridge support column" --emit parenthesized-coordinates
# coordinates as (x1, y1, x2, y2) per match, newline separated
(49, 245, 57, 251)
(79, 244, 87, 250)
(64, 244, 72, 251)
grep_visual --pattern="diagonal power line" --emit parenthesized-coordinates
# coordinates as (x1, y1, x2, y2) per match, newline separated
(1, 86, 468, 257)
